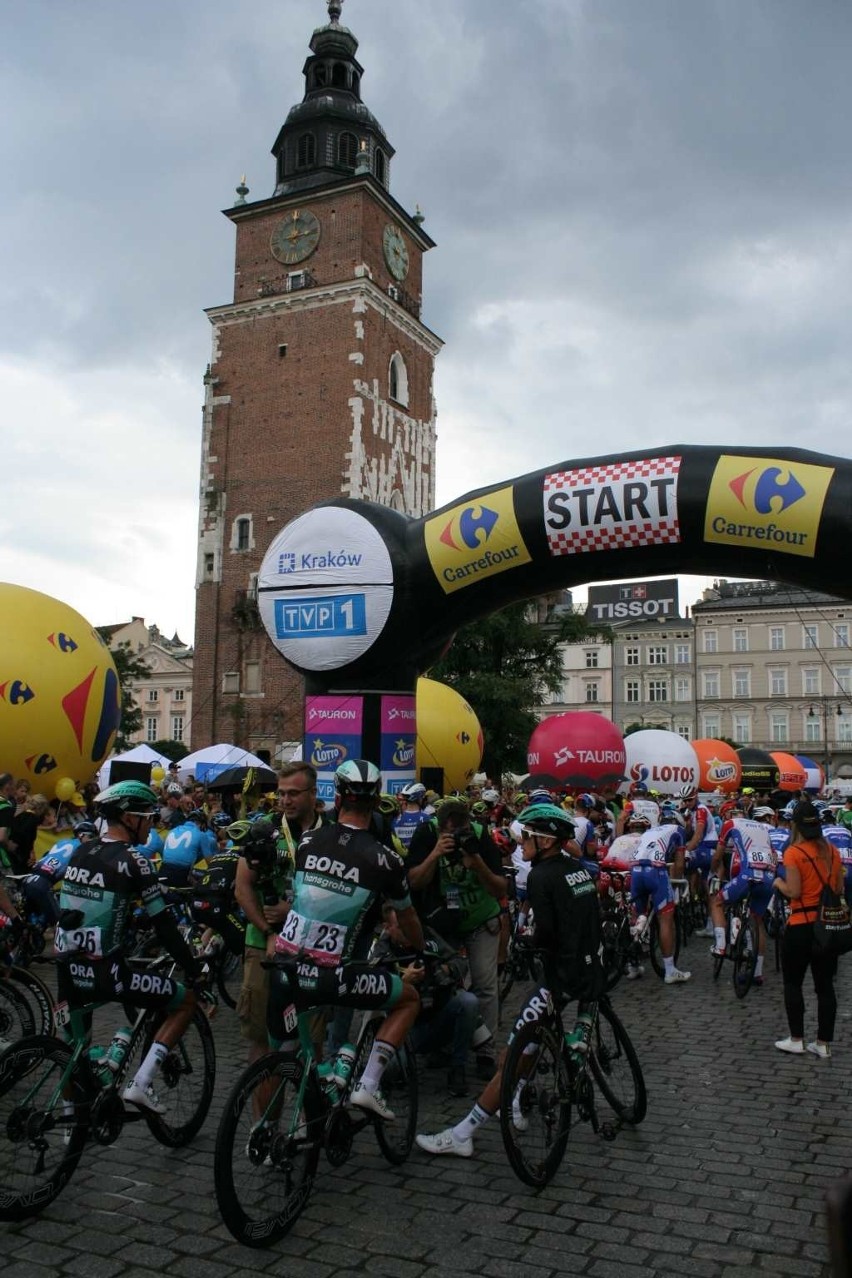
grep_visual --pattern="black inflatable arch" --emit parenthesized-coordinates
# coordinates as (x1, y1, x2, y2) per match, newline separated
(257, 444, 852, 697)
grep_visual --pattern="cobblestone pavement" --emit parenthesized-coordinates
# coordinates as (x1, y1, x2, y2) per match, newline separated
(2, 947, 850, 1277)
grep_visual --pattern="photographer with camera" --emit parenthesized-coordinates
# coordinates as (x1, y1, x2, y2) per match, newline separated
(407, 799, 506, 1076)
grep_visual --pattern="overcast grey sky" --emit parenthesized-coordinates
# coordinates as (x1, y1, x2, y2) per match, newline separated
(3, 0, 850, 640)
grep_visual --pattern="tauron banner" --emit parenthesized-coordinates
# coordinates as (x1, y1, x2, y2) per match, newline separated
(304, 695, 364, 804)
(258, 445, 849, 692)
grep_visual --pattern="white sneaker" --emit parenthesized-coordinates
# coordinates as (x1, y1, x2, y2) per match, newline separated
(710, 945, 726, 957)
(512, 1085, 529, 1132)
(123, 1079, 167, 1114)
(774, 1037, 804, 1055)
(806, 1041, 831, 1059)
(664, 968, 691, 984)
(415, 1127, 473, 1158)
(626, 964, 645, 981)
(349, 1083, 395, 1122)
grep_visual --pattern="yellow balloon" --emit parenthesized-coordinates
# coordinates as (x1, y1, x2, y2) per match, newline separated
(0, 584, 121, 801)
(415, 677, 484, 793)
(55, 777, 76, 802)
(151, 765, 166, 784)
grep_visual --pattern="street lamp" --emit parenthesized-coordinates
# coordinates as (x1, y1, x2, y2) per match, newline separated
(808, 700, 844, 784)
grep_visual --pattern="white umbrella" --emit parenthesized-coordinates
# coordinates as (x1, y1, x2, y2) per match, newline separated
(178, 743, 271, 784)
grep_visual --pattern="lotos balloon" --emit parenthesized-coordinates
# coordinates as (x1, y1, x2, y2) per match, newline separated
(0, 584, 121, 800)
(770, 752, 807, 792)
(54, 777, 76, 801)
(623, 730, 700, 796)
(415, 677, 483, 793)
(795, 755, 824, 794)
(527, 712, 626, 791)
(736, 747, 780, 792)
(691, 739, 741, 794)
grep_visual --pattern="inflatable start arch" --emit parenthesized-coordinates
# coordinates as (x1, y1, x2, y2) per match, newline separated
(256, 444, 851, 795)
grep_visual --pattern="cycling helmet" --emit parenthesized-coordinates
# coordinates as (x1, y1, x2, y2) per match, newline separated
(335, 758, 381, 800)
(626, 812, 652, 829)
(481, 788, 500, 804)
(166, 782, 184, 797)
(779, 803, 796, 821)
(508, 818, 524, 844)
(74, 820, 98, 839)
(226, 819, 253, 845)
(400, 782, 427, 803)
(378, 793, 399, 815)
(753, 806, 775, 820)
(518, 803, 576, 840)
(629, 780, 648, 795)
(575, 793, 595, 809)
(95, 780, 159, 817)
(677, 785, 698, 800)
(212, 812, 232, 828)
(187, 808, 207, 825)
(470, 800, 488, 817)
(661, 810, 686, 828)
(526, 788, 552, 805)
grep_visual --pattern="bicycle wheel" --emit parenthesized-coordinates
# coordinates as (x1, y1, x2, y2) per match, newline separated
(214, 1051, 323, 1248)
(7, 966, 55, 1037)
(600, 910, 629, 993)
(732, 915, 758, 1000)
(648, 912, 680, 979)
(589, 1000, 647, 1125)
(498, 1018, 571, 1188)
(141, 1005, 216, 1146)
(0, 977, 37, 1048)
(373, 1036, 418, 1165)
(0, 1035, 89, 1220)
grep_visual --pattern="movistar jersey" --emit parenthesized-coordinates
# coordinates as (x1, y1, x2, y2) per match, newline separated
(276, 823, 411, 967)
(161, 822, 217, 876)
(56, 838, 169, 958)
(34, 836, 80, 883)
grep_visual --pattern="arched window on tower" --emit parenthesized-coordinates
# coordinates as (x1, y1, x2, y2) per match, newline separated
(313, 62, 328, 88)
(374, 148, 387, 186)
(338, 131, 358, 169)
(389, 353, 409, 408)
(296, 133, 316, 169)
(231, 514, 254, 553)
(332, 62, 348, 88)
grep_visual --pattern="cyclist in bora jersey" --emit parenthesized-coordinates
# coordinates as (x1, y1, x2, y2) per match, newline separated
(266, 759, 424, 1121)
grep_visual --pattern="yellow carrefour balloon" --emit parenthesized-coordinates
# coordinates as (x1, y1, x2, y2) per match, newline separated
(0, 584, 121, 800)
(415, 677, 484, 793)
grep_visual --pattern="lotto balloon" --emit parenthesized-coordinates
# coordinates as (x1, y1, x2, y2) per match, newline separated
(770, 752, 807, 792)
(527, 712, 626, 791)
(415, 677, 483, 793)
(623, 730, 700, 796)
(0, 584, 121, 799)
(691, 739, 741, 794)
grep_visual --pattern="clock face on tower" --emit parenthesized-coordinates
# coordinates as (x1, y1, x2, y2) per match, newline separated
(383, 224, 409, 282)
(271, 209, 321, 265)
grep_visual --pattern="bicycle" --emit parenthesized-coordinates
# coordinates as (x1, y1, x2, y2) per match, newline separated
(214, 955, 419, 1248)
(129, 885, 244, 1010)
(0, 923, 57, 1041)
(498, 896, 544, 1012)
(764, 888, 788, 974)
(0, 953, 216, 1220)
(711, 884, 758, 999)
(499, 985, 647, 1188)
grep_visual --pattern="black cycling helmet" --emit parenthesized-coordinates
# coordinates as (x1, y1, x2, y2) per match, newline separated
(212, 812, 232, 828)
(335, 758, 381, 800)
(95, 780, 159, 817)
(74, 820, 98, 839)
(187, 808, 207, 826)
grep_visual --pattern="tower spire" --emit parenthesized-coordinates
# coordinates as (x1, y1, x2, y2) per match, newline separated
(327, 0, 343, 23)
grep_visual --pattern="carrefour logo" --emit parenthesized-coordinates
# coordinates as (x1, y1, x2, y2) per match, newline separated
(704, 455, 834, 560)
(423, 486, 532, 594)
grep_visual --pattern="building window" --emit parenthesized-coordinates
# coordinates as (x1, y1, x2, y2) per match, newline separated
(146, 689, 159, 703)
(733, 628, 748, 653)
(585, 682, 600, 703)
(769, 669, 788, 696)
(803, 625, 818, 649)
(835, 667, 852, 695)
(585, 650, 599, 669)
(769, 626, 785, 651)
(222, 672, 240, 694)
(338, 131, 358, 168)
(171, 716, 184, 742)
(146, 716, 159, 743)
(704, 630, 717, 654)
(674, 677, 690, 702)
(733, 670, 751, 698)
(625, 647, 640, 666)
(296, 133, 316, 169)
(174, 689, 185, 702)
(805, 717, 821, 743)
(733, 714, 751, 744)
(835, 623, 850, 648)
(648, 646, 668, 665)
(703, 672, 720, 698)
(770, 713, 788, 744)
(204, 553, 215, 576)
(675, 643, 690, 665)
(388, 353, 409, 407)
(675, 725, 691, 740)
(838, 713, 852, 744)
(374, 148, 387, 184)
(702, 714, 721, 738)
(625, 680, 640, 704)
(648, 680, 668, 703)
(233, 516, 252, 552)
(244, 661, 261, 695)
(803, 669, 821, 696)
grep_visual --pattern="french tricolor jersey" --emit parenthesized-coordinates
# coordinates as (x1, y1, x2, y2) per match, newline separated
(769, 826, 791, 864)
(720, 818, 776, 878)
(633, 824, 685, 868)
(689, 803, 718, 847)
(822, 823, 852, 868)
(600, 833, 641, 871)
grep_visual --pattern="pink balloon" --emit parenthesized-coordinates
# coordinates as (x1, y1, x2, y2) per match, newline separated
(527, 713, 626, 791)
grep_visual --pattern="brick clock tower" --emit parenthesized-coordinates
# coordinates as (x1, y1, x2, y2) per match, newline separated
(192, 0, 442, 759)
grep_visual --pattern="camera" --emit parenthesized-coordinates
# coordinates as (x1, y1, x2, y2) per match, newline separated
(447, 826, 479, 865)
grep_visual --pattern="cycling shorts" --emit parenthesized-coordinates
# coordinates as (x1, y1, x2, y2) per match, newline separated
(686, 846, 714, 875)
(21, 872, 60, 924)
(506, 985, 559, 1047)
(267, 959, 403, 1048)
(630, 864, 674, 915)
(57, 955, 186, 1012)
(720, 872, 772, 916)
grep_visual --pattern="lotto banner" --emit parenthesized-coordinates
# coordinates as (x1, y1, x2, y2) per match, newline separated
(379, 694, 416, 795)
(303, 694, 364, 804)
